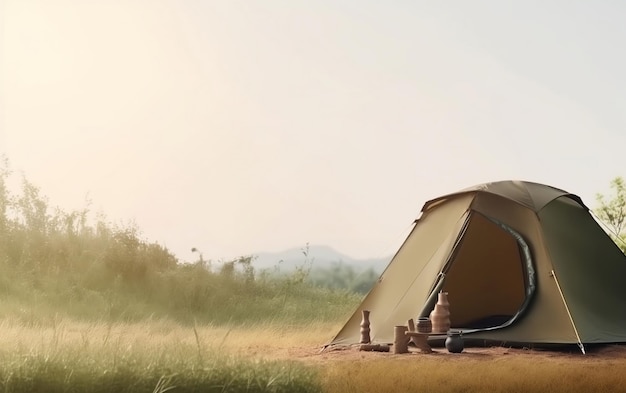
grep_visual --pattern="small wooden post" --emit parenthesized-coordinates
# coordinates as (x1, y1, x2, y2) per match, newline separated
(393, 325, 409, 354)
(360, 310, 371, 344)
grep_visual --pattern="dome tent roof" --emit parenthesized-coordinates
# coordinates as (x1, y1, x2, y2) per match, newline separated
(423, 180, 587, 213)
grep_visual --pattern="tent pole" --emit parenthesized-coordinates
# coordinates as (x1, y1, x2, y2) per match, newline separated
(551, 269, 586, 354)
(417, 273, 445, 318)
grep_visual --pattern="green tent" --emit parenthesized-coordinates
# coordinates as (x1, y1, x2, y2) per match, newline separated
(330, 181, 626, 353)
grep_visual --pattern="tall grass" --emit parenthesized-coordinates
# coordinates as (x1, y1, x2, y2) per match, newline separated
(0, 158, 360, 327)
(0, 318, 322, 393)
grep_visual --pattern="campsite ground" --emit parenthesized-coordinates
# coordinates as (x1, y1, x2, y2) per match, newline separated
(240, 331, 626, 393)
(2, 318, 626, 393)
(181, 322, 626, 393)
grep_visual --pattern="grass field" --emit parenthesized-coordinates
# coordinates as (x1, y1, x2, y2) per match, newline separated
(0, 317, 326, 393)
(1, 317, 626, 393)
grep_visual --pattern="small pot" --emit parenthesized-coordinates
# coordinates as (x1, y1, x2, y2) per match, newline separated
(445, 330, 464, 353)
(416, 317, 432, 333)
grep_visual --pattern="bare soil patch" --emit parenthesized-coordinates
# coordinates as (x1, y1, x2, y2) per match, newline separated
(254, 342, 626, 364)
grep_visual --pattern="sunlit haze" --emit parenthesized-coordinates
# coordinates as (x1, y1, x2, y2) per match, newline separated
(2, 1, 626, 262)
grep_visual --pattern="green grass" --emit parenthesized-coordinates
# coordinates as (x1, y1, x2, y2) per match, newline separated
(0, 160, 361, 328)
(0, 261, 359, 327)
(0, 319, 323, 393)
(0, 352, 319, 393)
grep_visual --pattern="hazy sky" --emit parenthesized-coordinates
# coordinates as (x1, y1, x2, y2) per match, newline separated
(2, 1, 626, 262)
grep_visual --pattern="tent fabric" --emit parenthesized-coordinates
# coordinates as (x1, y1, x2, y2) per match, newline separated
(329, 180, 626, 351)
(423, 180, 585, 213)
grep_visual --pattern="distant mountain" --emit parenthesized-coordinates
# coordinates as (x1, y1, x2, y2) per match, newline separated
(251, 244, 390, 274)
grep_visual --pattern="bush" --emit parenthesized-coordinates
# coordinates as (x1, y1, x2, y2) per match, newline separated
(0, 157, 361, 327)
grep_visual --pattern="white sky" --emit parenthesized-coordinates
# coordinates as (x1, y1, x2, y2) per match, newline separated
(1, 1, 625, 262)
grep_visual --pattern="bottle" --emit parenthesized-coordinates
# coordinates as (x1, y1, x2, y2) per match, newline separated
(429, 291, 451, 333)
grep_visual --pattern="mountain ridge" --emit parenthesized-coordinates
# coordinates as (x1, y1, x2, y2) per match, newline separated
(250, 244, 390, 273)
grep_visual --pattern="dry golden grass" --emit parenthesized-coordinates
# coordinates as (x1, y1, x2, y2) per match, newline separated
(0, 317, 325, 393)
(0, 316, 340, 359)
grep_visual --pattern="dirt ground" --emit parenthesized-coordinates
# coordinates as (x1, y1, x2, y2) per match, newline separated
(254, 342, 626, 364)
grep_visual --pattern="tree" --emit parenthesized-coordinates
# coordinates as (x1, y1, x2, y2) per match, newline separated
(595, 177, 626, 252)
